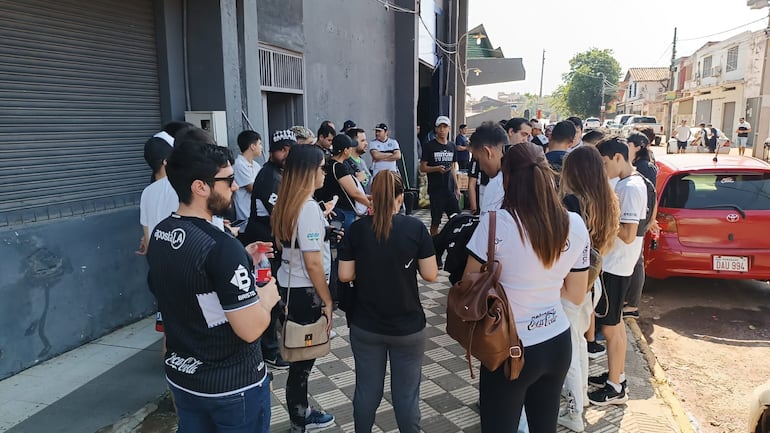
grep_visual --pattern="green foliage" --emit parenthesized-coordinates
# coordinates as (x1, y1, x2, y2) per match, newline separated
(554, 48, 621, 118)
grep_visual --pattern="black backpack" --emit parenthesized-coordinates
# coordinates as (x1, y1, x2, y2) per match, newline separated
(634, 173, 657, 236)
(432, 213, 480, 284)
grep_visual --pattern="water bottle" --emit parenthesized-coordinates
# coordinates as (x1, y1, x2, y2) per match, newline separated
(255, 245, 272, 287)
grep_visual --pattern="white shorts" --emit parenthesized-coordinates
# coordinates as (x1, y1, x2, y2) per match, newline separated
(737, 137, 749, 148)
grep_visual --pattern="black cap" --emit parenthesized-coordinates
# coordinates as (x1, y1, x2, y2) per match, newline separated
(144, 139, 173, 171)
(342, 120, 357, 131)
(331, 134, 357, 155)
(270, 129, 296, 152)
(374, 123, 388, 131)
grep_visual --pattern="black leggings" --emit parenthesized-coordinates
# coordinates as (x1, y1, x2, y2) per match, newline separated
(479, 329, 571, 433)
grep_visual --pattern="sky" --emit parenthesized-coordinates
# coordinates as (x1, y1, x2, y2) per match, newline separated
(466, 0, 769, 99)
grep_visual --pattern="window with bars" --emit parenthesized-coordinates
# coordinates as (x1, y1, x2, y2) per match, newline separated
(726, 46, 738, 72)
(258, 45, 304, 94)
(702, 56, 713, 77)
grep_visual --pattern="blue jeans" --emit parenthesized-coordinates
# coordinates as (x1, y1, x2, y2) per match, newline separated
(332, 207, 357, 231)
(170, 377, 271, 433)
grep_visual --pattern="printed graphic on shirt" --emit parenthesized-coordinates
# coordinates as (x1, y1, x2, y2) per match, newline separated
(528, 307, 558, 331)
(154, 227, 186, 249)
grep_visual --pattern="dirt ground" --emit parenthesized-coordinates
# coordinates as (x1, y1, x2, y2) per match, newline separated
(637, 276, 770, 433)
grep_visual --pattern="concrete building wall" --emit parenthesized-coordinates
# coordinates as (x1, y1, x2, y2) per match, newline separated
(303, 0, 395, 137)
(0, 209, 154, 379)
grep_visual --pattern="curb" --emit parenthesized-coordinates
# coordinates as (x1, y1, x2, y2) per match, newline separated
(625, 318, 697, 433)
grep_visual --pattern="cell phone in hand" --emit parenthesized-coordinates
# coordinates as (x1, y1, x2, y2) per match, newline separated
(230, 219, 248, 228)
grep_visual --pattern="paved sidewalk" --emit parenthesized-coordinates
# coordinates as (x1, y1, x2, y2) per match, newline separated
(0, 210, 684, 433)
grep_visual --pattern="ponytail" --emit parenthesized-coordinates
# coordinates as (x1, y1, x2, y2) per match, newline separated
(370, 171, 404, 241)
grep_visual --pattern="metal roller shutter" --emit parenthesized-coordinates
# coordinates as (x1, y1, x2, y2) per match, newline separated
(0, 0, 160, 225)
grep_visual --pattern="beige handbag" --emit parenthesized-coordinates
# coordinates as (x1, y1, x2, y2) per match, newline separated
(278, 226, 331, 362)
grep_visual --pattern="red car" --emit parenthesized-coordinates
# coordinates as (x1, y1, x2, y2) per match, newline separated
(644, 154, 770, 280)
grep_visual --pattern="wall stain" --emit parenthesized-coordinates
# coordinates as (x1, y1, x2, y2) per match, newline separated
(22, 248, 70, 358)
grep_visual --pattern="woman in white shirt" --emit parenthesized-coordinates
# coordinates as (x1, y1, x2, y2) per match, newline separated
(465, 142, 590, 433)
(271, 144, 335, 433)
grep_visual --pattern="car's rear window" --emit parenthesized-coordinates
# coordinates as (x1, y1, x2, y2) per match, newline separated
(632, 117, 657, 123)
(660, 173, 770, 210)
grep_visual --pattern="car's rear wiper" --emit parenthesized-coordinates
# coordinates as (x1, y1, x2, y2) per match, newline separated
(692, 204, 746, 219)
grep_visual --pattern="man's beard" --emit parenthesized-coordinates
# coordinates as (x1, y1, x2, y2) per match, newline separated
(207, 190, 232, 216)
(356, 147, 366, 155)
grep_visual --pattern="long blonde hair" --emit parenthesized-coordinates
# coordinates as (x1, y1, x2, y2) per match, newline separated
(370, 171, 404, 241)
(271, 145, 324, 246)
(559, 146, 620, 255)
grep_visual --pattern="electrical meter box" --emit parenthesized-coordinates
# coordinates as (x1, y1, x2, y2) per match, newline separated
(184, 111, 228, 147)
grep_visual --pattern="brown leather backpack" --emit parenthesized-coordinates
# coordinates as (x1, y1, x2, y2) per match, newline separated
(446, 211, 524, 380)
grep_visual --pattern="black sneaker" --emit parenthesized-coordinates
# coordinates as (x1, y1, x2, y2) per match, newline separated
(588, 382, 628, 406)
(587, 340, 606, 359)
(264, 354, 290, 370)
(588, 372, 627, 388)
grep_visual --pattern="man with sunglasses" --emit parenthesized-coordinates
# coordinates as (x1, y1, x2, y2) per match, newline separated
(148, 129, 280, 433)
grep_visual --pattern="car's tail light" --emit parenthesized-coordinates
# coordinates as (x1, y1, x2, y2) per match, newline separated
(657, 212, 677, 233)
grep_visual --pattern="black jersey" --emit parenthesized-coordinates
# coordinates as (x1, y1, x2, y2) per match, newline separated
(147, 214, 266, 396)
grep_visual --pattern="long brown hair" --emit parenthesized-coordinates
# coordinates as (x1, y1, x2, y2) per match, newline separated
(501, 142, 568, 268)
(370, 170, 404, 241)
(271, 145, 324, 246)
(559, 146, 620, 255)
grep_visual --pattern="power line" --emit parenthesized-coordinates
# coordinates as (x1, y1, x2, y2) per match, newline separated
(678, 16, 767, 42)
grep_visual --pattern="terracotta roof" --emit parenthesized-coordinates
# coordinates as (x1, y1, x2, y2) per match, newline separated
(625, 67, 670, 82)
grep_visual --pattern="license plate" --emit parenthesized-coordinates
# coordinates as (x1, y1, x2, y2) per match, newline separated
(712, 256, 749, 272)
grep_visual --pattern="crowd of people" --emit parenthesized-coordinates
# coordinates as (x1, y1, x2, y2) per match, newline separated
(137, 113, 659, 433)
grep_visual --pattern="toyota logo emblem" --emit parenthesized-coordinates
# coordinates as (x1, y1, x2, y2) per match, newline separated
(726, 213, 740, 223)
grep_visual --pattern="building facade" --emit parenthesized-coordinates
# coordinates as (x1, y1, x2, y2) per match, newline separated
(0, 0, 464, 379)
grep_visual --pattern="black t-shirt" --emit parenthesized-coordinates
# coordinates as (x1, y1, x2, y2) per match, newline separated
(546, 150, 567, 173)
(339, 214, 435, 336)
(468, 158, 490, 185)
(147, 215, 266, 396)
(317, 159, 355, 211)
(421, 139, 457, 193)
(633, 157, 658, 186)
(251, 160, 282, 217)
(563, 194, 582, 216)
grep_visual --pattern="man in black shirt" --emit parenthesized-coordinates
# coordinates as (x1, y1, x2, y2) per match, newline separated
(420, 116, 460, 235)
(148, 132, 280, 433)
(244, 129, 295, 370)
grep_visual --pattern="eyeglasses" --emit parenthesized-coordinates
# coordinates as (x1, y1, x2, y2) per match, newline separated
(208, 175, 235, 187)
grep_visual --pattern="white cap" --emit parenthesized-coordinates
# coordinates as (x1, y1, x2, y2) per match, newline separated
(530, 120, 543, 130)
(435, 115, 451, 127)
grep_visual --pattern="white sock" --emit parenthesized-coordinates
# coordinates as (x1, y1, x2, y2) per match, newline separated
(620, 372, 626, 383)
(607, 380, 622, 393)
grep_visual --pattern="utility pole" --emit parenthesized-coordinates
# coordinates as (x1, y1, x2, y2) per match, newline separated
(749, 1, 770, 159)
(665, 27, 677, 142)
(538, 49, 545, 119)
(598, 72, 606, 123)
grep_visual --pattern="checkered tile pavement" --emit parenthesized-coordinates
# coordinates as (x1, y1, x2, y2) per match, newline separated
(266, 210, 678, 433)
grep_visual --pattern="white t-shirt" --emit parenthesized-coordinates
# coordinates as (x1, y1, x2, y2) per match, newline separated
(737, 121, 751, 137)
(276, 199, 331, 288)
(369, 137, 400, 175)
(603, 175, 647, 277)
(233, 155, 261, 225)
(479, 171, 504, 214)
(140, 177, 179, 235)
(674, 125, 691, 142)
(467, 210, 591, 347)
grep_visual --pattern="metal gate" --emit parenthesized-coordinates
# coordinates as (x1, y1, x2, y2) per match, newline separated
(695, 99, 712, 125)
(722, 102, 736, 141)
(0, 0, 160, 225)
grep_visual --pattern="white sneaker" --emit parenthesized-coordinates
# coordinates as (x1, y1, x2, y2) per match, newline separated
(557, 411, 585, 432)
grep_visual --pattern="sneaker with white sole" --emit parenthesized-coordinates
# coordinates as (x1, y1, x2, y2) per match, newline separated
(305, 407, 335, 430)
(587, 340, 606, 359)
(557, 411, 585, 432)
(588, 372, 627, 388)
(588, 382, 628, 406)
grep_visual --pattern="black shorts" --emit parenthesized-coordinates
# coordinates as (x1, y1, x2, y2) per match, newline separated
(596, 272, 632, 326)
(677, 140, 688, 149)
(429, 191, 461, 226)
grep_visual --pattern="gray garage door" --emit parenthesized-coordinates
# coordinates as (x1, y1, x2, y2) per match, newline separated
(0, 0, 161, 226)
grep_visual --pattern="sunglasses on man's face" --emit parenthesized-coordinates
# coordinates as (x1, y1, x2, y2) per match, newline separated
(210, 175, 235, 187)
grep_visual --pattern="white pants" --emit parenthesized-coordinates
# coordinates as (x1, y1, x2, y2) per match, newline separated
(561, 284, 595, 413)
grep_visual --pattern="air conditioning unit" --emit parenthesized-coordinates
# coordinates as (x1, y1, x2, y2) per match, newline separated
(712, 65, 722, 76)
(185, 111, 228, 147)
